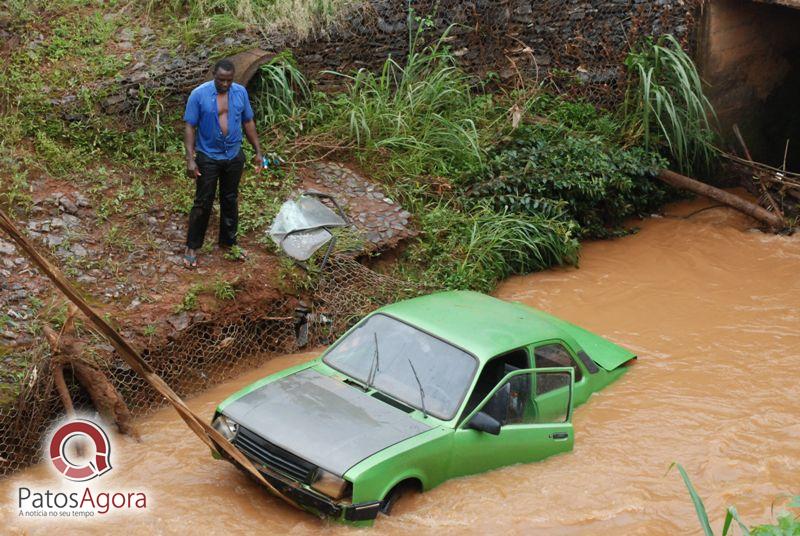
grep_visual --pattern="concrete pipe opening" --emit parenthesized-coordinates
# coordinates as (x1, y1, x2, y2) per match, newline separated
(699, 0, 800, 172)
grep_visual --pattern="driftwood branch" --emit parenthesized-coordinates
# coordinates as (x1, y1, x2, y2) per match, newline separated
(732, 124, 785, 219)
(721, 152, 800, 183)
(656, 169, 786, 230)
(52, 364, 75, 418)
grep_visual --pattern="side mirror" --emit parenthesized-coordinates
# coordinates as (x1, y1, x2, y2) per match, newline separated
(466, 411, 501, 435)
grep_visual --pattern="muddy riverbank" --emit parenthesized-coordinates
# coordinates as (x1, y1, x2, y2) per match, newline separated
(2, 197, 799, 534)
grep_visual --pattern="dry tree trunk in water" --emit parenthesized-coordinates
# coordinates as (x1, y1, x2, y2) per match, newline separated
(657, 169, 786, 230)
(43, 306, 140, 441)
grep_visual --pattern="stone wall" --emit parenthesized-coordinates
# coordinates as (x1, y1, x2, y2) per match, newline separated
(101, 0, 701, 114)
(292, 0, 701, 104)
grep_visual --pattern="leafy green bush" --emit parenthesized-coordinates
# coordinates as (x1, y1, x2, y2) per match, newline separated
(623, 34, 718, 174)
(398, 202, 579, 292)
(472, 116, 669, 238)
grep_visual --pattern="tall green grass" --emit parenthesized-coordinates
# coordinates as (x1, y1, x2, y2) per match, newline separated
(458, 204, 580, 281)
(328, 32, 487, 179)
(623, 34, 718, 173)
(251, 54, 313, 136)
(401, 203, 579, 292)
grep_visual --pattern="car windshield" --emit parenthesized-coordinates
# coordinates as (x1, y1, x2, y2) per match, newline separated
(323, 314, 477, 420)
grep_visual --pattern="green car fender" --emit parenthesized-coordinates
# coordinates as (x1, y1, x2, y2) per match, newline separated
(344, 426, 453, 504)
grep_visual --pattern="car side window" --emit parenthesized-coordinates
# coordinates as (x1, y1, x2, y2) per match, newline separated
(534, 343, 582, 394)
(479, 370, 572, 425)
(482, 372, 531, 426)
(461, 349, 529, 421)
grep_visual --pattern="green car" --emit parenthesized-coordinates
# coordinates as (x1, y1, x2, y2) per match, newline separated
(211, 291, 635, 525)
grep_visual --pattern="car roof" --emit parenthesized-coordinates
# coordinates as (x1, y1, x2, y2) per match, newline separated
(376, 291, 568, 362)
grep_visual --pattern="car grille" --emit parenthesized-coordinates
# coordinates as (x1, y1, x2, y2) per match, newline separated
(233, 426, 317, 484)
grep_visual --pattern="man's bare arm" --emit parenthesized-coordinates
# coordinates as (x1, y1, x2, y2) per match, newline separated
(184, 122, 200, 178)
(243, 119, 263, 169)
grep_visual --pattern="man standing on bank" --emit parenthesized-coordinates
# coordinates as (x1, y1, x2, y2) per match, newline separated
(183, 58, 263, 269)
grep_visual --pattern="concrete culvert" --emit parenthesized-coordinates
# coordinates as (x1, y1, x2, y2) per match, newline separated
(700, 0, 800, 171)
(204, 48, 275, 88)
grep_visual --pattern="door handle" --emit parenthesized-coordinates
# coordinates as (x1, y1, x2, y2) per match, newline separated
(549, 432, 569, 440)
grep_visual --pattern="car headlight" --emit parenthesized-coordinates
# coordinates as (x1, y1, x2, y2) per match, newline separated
(311, 468, 350, 500)
(211, 414, 238, 441)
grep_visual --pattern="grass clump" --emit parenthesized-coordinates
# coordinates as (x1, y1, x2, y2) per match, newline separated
(251, 53, 314, 137)
(398, 203, 579, 292)
(175, 285, 201, 313)
(623, 34, 718, 174)
(327, 34, 486, 180)
(212, 279, 237, 300)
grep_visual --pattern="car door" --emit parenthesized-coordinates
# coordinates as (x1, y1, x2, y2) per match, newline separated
(448, 367, 575, 479)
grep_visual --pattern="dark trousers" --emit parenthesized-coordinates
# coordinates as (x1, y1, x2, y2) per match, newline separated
(186, 150, 245, 250)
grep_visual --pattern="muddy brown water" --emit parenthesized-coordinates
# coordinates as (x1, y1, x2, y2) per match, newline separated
(3, 198, 800, 535)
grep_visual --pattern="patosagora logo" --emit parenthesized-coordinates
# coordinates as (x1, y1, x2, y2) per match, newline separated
(49, 419, 112, 482)
(15, 417, 148, 519)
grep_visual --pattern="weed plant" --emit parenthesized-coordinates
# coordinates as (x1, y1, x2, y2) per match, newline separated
(325, 31, 487, 180)
(623, 34, 718, 174)
(212, 279, 237, 300)
(251, 53, 315, 137)
(671, 463, 799, 536)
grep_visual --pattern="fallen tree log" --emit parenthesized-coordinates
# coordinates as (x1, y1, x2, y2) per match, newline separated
(43, 321, 140, 441)
(656, 169, 786, 231)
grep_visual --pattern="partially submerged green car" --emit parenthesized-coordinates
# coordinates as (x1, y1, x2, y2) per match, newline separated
(211, 291, 635, 525)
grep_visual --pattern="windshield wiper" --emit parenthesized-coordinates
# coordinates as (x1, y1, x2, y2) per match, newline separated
(406, 358, 428, 418)
(367, 332, 380, 388)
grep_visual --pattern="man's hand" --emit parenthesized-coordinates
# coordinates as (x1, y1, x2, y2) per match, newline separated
(253, 152, 264, 173)
(184, 122, 200, 179)
(186, 158, 201, 179)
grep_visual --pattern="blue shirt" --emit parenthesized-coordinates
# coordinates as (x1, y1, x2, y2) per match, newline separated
(184, 81, 254, 160)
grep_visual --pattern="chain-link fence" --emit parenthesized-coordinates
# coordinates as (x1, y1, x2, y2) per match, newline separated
(0, 253, 428, 477)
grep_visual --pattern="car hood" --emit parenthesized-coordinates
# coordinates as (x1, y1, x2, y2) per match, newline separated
(221, 368, 431, 476)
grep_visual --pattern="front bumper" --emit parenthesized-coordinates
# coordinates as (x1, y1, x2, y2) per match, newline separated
(219, 447, 381, 522)
(259, 468, 382, 522)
